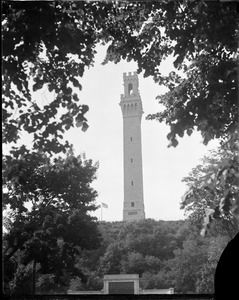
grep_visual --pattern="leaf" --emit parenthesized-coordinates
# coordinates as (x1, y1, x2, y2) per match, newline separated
(73, 93, 79, 101)
(220, 192, 232, 214)
(81, 105, 89, 114)
(65, 124, 71, 130)
(200, 208, 214, 236)
(168, 137, 178, 148)
(187, 128, 193, 136)
(76, 121, 83, 128)
(70, 77, 82, 90)
(81, 122, 89, 132)
(212, 206, 221, 219)
(32, 81, 44, 92)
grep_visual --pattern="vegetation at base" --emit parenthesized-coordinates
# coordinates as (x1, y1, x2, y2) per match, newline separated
(4, 217, 237, 295)
(3, 150, 101, 295)
(181, 140, 239, 236)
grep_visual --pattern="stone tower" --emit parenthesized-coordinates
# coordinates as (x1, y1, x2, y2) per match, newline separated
(120, 72, 145, 221)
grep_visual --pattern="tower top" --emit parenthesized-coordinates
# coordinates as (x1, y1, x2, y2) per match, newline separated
(123, 71, 138, 78)
(119, 71, 143, 119)
(121, 71, 140, 100)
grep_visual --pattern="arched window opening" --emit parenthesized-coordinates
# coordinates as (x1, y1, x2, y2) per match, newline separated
(123, 104, 126, 114)
(128, 83, 133, 95)
(127, 104, 130, 114)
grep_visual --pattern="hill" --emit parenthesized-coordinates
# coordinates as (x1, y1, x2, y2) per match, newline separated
(70, 218, 230, 294)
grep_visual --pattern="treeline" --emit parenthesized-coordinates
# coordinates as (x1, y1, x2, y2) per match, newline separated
(69, 218, 232, 294)
(4, 209, 236, 294)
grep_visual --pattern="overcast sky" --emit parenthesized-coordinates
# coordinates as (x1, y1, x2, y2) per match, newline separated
(59, 44, 219, 222)
(4, 43, 219, 222)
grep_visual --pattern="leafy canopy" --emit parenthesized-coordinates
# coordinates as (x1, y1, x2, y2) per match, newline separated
(3, 1, 238, 155)
(181, 135, 239, 235)
(2, 1, 152, 154)
(71, 219, 231, 294)
(3, 151, 101, 292)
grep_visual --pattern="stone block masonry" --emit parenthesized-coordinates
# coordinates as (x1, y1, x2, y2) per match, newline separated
(119, 72, 145, 221)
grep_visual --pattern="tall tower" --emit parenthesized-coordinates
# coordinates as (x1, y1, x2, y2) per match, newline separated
(120, 72, 145, 221)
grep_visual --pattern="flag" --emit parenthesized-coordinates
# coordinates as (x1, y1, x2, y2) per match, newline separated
(101, 202, 108, 209)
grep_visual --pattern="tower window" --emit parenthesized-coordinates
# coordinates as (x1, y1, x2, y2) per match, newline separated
(131, 181, 133, 186)
(130, 137, 133, 141)
(131, 202, 135, 207)
(131, 158, 133, 163)
(128, 83, 133, 95)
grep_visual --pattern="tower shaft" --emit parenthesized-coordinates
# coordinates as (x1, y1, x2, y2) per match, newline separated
(120, 72, 145, 221)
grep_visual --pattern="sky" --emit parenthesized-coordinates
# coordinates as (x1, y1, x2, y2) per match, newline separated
(60, 44, 219, 222)
(4, 44, 219, 222)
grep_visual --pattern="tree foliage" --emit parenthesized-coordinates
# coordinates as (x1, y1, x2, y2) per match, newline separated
(3, 1, 238, 155)
(181, 134, 239, 236)
(147, 1, 238, 145)
(2, 0, 152, 155)
(3, 151, 101, 294)
(4, 218, 233, 294)
(69, 219, 232, 294)
(195, 235, 229, 294)
(103, 0, 238, 146)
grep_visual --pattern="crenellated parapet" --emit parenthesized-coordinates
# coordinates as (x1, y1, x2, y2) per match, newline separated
(120, 71, 143, 119)
(121, 71, 140, 99)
